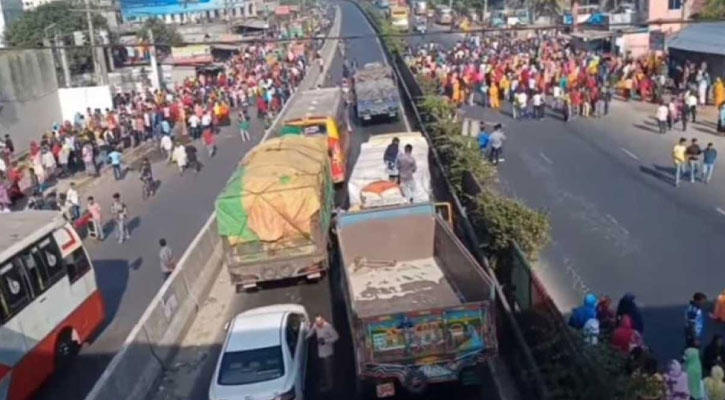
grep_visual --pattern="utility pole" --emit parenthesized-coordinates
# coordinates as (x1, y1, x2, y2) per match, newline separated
(55, 32, 72, 87)
(84, 0, 101, 84)
(148, 28, 162, 90)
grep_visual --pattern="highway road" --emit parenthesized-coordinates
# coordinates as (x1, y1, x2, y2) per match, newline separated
(34, 103, 264, 400)
(401, 25, 725, 362)
(146, 2, 489, 400)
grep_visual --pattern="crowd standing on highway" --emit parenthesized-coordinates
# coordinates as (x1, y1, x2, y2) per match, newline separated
(566, 290, 725, 400)
(405, 31, 725, 130)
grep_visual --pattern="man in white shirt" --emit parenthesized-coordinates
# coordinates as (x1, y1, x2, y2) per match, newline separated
(160, 135, 173, 163)
(188, 114, 201, 139)
(656, 102, 669, 134)
(306, 315, 339, 393)
(532, 92, 544, 119)
(66, 182, 80, 220)
(687, 91, 698, 123)
(516, 91, 528, 119)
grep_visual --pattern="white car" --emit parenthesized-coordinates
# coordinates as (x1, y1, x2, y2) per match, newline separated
(209, 304, 310, 400)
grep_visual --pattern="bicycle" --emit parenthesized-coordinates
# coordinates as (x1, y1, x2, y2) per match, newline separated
(141, 177, 155, 200)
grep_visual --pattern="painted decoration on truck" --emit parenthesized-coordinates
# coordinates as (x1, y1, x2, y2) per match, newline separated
(364, 304, 491, 363)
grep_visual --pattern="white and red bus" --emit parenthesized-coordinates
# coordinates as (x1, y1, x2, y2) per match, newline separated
(0, 210, 105, 400)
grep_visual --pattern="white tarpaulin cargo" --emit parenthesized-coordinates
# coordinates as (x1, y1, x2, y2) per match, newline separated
(348, 132, 432, 208)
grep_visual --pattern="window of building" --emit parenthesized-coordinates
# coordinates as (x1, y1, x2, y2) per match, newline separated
(669, 0, 682, 10)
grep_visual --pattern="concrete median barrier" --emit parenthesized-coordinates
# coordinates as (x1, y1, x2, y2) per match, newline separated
(84, 6, 341, 400)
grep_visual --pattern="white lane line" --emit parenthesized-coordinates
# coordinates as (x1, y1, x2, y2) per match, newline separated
(620, 147, 640, 161)
(717, 207, 725, 216)
(539, 152, 553, 165)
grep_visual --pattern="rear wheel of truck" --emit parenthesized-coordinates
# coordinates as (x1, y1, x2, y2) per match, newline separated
(403, 369, 428, 396)
(353, 377, 371, 400)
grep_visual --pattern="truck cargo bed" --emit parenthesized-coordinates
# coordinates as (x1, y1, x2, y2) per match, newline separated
(349, 256, 461, 318)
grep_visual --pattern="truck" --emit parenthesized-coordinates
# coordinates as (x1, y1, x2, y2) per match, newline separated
(413, 0, 427, 16)
(390, 5, 410, 31)
(281, 87, 350, 183)
(214, 135, 334, 291)
(347, 132, 431, 210)
(335, 202, 498, 398)
(353, 63, 401, 124)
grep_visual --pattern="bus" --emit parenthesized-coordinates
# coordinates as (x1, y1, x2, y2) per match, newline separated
(390, 5, 410, 31)
(281, 88, 350, 184)
(435, 5, 453, 25)
(0, 210, 106, 400)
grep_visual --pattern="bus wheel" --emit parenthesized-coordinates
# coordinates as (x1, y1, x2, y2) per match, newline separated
(56, 329, 80, 367)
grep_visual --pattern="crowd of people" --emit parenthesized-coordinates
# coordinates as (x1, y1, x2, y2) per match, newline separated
(567, 290, 725, 400)
(405, 31, 725, 128)
(0, 19, 331, 218)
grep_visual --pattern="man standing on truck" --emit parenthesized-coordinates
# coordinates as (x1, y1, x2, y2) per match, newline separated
(307, 314, 339, 393)
(398, 144, 417, 203)
(384, 137, 400, 182)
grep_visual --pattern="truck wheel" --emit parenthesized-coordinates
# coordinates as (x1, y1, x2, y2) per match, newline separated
(403, 369, 428, 396)
(55, 329, 80, 368)
(354, 377, 369, 400)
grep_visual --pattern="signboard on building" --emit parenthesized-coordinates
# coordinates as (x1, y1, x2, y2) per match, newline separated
(649, 30, 665, 52)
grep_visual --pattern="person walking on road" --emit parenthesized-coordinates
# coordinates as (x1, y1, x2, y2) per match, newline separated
(108, 147, 123, 180)
(397, 144, 417, 203)
(202, 128, 217, 157)
(685, 292, 707, 348)
(657, 102, 669, 134)
(160, 134, 173, 163)
(306, 314, 339, 393)
(173, 143, 187, 175)
(87, 196, 103, 241)
(687, 91, 699, 123)
(66, 182, 80, 220)
(111, 193, 129, 243)
(686, 138, 702, 183)
(673, 138, 688, 187)
(703, 143, 717, 184)
(159, 239, 175, 280)
(239, 112, 251, 142)
(488, 124, 506, 165)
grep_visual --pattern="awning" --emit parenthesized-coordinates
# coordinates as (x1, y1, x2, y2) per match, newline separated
(234, 19, 270, 30)
(668, 22, 725, 56)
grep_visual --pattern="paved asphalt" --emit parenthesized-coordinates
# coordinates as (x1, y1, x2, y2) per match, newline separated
(149, 3, 486, 400)
(35, 114, 264, 399)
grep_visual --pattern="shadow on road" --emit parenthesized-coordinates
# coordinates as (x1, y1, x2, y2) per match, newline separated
(94, 258, 131, 323)
(639, 164, 675, 186)
(633, 123, 659, 134)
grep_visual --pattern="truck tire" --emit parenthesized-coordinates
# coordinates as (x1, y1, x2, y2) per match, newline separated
(403, 369, 428, 396)
(354, 377, 369, 400)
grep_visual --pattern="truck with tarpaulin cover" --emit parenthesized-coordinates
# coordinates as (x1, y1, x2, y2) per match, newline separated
(214, 135, 334, 291)
(334, 202, 497, 398)
(353, 63, 400, 124)
(281, 88, 350, 184)
(347, 132, 431, 210)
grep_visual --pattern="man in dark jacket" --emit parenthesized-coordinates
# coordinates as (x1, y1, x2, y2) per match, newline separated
(703, 142, 717, 184)
(685, 138, 702, 183)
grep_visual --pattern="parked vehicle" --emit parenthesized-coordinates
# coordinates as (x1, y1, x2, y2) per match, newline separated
(335, 202, 498, 398)
(414, 16, 427, 33)
(281, 88, 349, 183)
(353, 63, 401, 124)
(214, 136, 333, 291)
(414, 0, 427, 15)
(209, 304, 310, 400)
(0, 211, 106, 400)
(390, 5, 410, 31)
(434, 5, 453, 24)
(347, 132, 431, 210)
(377, 0, 390, 9)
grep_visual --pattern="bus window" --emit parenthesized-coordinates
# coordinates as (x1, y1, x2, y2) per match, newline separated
(0, 262, 31, 319)
(37, 238, 64, 282)
(65, 247, 92, 283)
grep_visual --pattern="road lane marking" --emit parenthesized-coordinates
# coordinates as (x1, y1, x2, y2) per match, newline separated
(620, 147, 640, 161)
(539, 152, 553, 165)
(717, 207, 725, 216)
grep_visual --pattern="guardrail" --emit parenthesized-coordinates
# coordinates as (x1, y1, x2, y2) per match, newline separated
(350, 2, 550, 398)
(84, 6, 342, 400)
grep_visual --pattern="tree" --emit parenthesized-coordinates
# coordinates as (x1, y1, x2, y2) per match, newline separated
(137, 18, 183, 55)
(4, 1, 108, 74)
(697, 0, 725, 18)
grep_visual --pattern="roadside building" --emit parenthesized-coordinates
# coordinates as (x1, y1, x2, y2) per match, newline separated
(667, 22, 725, 81)
(120, 0, 262, 24)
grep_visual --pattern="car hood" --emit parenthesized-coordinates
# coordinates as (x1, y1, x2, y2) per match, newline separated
(210, 375, 293, 400)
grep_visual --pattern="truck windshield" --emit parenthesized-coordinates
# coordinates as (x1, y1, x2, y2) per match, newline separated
(217, 346, 285, 385)
(302, 124, 328, 135)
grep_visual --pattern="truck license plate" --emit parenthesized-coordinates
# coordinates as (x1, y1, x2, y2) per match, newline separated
(376, 382, 395, 398)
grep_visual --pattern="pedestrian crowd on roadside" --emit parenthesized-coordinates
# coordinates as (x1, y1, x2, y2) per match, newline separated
(568, 290, 725, 400)
(405, 31, 725, 132)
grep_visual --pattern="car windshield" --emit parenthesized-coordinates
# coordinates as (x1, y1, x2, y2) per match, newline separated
(218, 346, 285, 385)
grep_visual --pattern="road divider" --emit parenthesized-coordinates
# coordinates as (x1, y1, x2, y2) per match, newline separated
(84, 7, 342, 400)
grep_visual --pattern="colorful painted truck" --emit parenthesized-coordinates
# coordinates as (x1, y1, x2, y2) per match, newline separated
(214, 136, 333, 290)
(335, 202, 497, 398)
